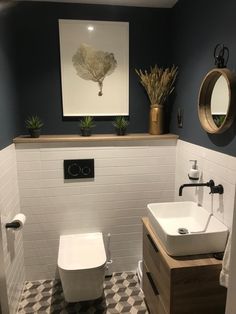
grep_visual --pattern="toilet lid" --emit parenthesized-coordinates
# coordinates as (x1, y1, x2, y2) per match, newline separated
(58, 232, 107, 271)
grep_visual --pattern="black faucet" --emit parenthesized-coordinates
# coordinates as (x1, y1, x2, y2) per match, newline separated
(179, 180, 224, 196)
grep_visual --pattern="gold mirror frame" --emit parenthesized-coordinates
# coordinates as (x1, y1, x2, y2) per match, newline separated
(198, 68, 236, 134)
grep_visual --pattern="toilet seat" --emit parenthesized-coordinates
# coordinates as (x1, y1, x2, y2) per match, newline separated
(58, 232, 107, 271)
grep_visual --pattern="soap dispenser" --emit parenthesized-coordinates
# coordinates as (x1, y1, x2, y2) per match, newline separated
(188, 160, 199, 181)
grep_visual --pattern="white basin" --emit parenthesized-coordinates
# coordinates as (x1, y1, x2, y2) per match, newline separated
(147, 201, 228, 256)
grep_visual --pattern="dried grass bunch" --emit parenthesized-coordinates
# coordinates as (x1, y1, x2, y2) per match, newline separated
(135, 65, 178, 106)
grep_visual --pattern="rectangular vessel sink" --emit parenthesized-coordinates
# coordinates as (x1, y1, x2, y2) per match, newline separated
(147, 201, 228, 256)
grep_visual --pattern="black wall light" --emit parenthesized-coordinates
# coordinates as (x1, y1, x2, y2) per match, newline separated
(214, 43, 229, 68)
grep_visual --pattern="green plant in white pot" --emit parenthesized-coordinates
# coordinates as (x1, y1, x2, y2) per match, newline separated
(79, 116, 96, 136)
(113, 116, 129, 135)
(25, 115, 44, 138)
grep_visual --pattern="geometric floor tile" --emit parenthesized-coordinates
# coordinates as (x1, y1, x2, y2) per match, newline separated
(17, 272, 148, 313)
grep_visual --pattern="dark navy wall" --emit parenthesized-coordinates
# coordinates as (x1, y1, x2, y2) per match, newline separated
(170, 0, 236, 156)
(11, 2, 171, 136)
(0, 7, 21, 150)
(2, 0, 236, 156)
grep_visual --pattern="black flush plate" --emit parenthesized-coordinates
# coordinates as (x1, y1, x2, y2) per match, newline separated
(64, 159, 94, 179)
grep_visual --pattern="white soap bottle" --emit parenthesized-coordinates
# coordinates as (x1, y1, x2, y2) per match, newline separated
(188, 160, 199, 181)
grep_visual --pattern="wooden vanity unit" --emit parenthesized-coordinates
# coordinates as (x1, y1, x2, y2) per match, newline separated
(142, 217, 227, 314)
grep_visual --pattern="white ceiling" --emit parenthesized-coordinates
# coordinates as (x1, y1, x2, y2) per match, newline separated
(21, 0, 178, 8)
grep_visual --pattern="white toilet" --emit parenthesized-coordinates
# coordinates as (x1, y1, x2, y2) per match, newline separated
(58, 232, 107, 302)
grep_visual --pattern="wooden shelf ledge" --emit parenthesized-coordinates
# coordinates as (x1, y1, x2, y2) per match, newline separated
(13, 133, 178, 144)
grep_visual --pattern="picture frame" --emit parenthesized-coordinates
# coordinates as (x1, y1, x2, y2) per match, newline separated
(58, 19, 129, 117)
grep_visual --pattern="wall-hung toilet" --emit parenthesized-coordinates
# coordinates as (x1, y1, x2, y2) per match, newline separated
(58, 232, 107, 302)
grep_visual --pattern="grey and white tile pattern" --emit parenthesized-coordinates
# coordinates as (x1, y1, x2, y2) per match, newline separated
(17, 272, 148, 313)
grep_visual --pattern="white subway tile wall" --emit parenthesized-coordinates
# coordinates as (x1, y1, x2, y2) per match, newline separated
(16, 140, 177, 280)
(175, 140, 236, 229)
(0, 144, 25, 314)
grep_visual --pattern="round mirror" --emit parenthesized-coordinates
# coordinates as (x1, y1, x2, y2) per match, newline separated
(198, 68, 236, 133)
(211, 75, 228, 127)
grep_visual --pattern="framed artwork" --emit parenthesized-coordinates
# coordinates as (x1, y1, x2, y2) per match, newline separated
(58, 19, 129, 117)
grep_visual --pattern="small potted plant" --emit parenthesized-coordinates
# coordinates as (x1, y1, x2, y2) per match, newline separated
(113, 116, 129, 136)
(79, 116, 95, 136)
(25, 115, 44, 138)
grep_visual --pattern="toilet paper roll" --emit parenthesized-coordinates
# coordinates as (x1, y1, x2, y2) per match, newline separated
(11, 213, 26, 230)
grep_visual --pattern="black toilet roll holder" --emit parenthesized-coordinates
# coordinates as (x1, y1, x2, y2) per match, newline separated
(5, 222, 21, 229)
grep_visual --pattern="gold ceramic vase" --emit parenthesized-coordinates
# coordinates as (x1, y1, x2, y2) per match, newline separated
(149, 104, 164, 135)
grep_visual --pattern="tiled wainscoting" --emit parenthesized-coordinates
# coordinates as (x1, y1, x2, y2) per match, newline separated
(16, 139, 176, 280)
(0, 144, 25, 314)
(1, 138, 235, 313)
(175, 140, 236, 314)
(175, 140, 236, 228)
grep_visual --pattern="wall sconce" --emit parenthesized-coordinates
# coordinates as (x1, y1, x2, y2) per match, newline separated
(177, 108, 183, 128)
(214, 43, 229, 68)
